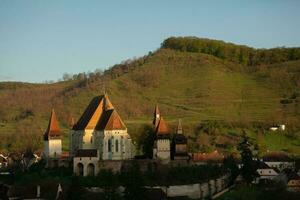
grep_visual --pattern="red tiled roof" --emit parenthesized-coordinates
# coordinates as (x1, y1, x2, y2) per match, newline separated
(60, 152, 70, 159)
(156, 118, 169, 135)
(192, 150, 224, 162)
(96, 109, 126, 130)
(44, 109, 60, 140)
(104, 110, 126, 130)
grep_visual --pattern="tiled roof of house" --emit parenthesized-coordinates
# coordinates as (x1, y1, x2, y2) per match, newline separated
(287, 171, 300, 181)
(255, 161, 271, 169)
(75, 149, 98, 157)
(60, 151, 70, 159)
(44, 109, 60, 140)
(72, 94, 125, 131)
(263, 151, 292, 162)
(192, 150, 224, 162)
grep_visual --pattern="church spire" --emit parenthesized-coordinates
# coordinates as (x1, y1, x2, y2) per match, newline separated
(153, 104, 160, 127)
(44, 109, 60, 141)
(176, 119, 183, 134)
(104, 93, 114, 110)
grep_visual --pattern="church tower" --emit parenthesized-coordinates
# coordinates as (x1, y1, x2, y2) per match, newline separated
(173, 119, 188, 160)
(43, 109, 62, 159)
(153, 117, 171, 163)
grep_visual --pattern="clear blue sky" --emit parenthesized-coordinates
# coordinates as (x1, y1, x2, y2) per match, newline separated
(1, 0, 300, 83)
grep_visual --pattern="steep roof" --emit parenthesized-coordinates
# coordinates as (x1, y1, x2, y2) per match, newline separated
(155, 118, 169, 135)
(96, 109, 126, 130)
(176, 119, 183, 134)
(72, 95, 104, 130)
(73, 94, 125, 131)
(44, 109, 60, 140)
(153, 104, 160, 126)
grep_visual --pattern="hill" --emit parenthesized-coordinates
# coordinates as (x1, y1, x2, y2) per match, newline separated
(0, 37, 300, 155)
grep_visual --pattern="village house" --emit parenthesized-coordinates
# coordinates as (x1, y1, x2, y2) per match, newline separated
(0, 154, 8, 169)
(192, 150, 224, 165)
(286, 172, 300, 192)
(263, 151, 295, 171)
(254, 161, 279, 184)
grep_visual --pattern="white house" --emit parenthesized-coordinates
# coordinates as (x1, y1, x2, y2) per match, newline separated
(0, 154, 8, 169)
(263, 152, 294, 171)
(255, 161, 279, 184)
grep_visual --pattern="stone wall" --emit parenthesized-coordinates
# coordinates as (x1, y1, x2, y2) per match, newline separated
(149, 174, 229, 199)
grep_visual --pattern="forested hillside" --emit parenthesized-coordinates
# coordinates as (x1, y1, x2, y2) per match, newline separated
(0, 37, 300, 155)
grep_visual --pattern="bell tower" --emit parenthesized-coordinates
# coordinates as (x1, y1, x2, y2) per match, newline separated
(43, 109, 62, 159)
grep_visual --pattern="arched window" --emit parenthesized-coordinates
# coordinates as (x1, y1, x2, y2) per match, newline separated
(87, 163, 95, 176)
(115, 140, 119, 152)
(108, 139, 112, 152)
(77, 163, 84, 176)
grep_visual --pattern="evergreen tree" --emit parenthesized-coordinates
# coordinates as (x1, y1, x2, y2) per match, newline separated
(237, 132, 256, 184)
(223, 155, 239, 184)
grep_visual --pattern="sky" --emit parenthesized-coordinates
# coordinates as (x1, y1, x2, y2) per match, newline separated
(1, 0, 300, 83)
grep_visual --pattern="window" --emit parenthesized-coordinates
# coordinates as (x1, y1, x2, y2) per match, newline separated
(108, 139, 112, 152)
(90, 137, 93, 144)
(115, 140, 119, 152)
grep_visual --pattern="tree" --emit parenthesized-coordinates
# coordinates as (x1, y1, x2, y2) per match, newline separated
(62, 73, 72, 81)
(122, 161, 145, 200)
(223, 155, 239, 184)
(66, 176, 84, 200)
(138, 125, 155, 158)
(237, 132, 257, 184)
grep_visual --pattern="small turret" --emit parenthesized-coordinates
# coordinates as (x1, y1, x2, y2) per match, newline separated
(153, 104, 160, 127)
(43, 109, 62, 159)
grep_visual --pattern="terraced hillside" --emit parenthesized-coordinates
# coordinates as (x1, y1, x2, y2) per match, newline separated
(0, 37, 299, 155)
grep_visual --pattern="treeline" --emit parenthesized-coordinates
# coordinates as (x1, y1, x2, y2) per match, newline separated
(162, 37, 300, 65)
(103, 51, 154, 79)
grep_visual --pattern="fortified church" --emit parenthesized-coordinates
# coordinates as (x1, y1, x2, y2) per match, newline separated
(42, 94, 188, 176)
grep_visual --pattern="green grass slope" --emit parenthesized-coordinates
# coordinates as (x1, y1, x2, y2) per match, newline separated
(0, 39, 300, 155)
